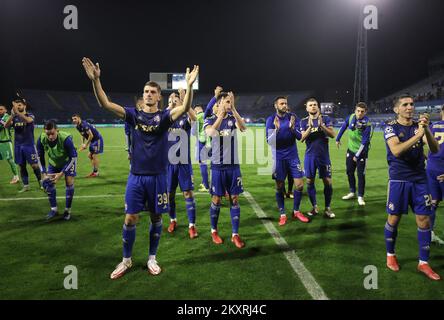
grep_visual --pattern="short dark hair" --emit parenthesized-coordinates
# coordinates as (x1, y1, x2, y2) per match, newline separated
(193, 104, 203, 109)
(72, 114, 81, 118)
(306, 97, 318, 105)
(44, 120, 57, 130)
(216, 92, 229, 103)
(144, 81, 162, 93)
(13, 98, 27, 106)
(393, 94, 413, 107)
(274, 96, 288, 105)
(355, 102, 368, 110)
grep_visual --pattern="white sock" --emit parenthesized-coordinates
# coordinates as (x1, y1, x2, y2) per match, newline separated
(419, 260, 428, 265)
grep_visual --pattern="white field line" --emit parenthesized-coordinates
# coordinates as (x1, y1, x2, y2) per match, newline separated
(0, 190, 328, 299)
(243, 191, 329, 300)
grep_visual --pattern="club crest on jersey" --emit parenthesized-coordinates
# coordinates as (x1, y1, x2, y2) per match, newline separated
(154, 115, 160, 123)
(228, 120, 233, 127)
(179, 120, 184, 127)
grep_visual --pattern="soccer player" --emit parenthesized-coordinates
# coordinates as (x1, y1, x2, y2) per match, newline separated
(37, 121, 77, 221)
(0, 104, 19, 184)
(266, 96, 309, 226)
(3, 98, 42, 192)
(383, 94, 440, 280)
(193, 104, 211, 192)
(82, 57, 198, 279)
(166, 90, 198, 239)
(426, 104, 444, 245)
(204, 91, 247, 248)
(300, 98, 336, 218)
(71, 114, 104, 177)
(336, 102, 373, 206)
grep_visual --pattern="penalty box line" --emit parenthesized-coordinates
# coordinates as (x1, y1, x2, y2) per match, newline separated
(243, 191, 329, 301)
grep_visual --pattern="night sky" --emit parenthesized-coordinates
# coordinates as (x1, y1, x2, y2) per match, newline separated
(1, 0, 444, 102)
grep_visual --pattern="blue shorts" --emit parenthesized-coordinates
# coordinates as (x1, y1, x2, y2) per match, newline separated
(14, 144, 39, 166)
(48, 163, 77, 177)
(427, 169, 444, 201)
(211, 167, 243, 196)
(89, 137, 104, 155)
(304, 154, 332, 179)
(125, 173, 169, 214)
(272, 158, 304, 181)
(167, 163, 194, 192)
(196, 141, 211, 162)
(386, 180, 431, 215)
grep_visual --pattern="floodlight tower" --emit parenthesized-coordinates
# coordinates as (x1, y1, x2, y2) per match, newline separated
(353, 2, 368, 105)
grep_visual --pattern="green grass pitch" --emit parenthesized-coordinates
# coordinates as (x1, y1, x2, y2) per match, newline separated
(0, 126, 443, 299)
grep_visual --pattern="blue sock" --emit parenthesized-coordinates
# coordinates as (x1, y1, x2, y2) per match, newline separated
(324, 184, 333, 208)
(149, 221, 162, 256)
(200, 163, 209, 189)
(210, 202, 221, 230)
(418, 227, 431, 262)
(20, 166, 29, 185)
(185, 197, 196, 224)
(293, 189, 302, 212)
(430, 204, 437, 230)
(169, 197, 176, 220)
(230, 204, 241, 234)
(384, 222, 398, 254)
(65, 185, 74, 210)
(275, 190, 285, 214)
(47, 184, 57, 209)
(307, 183, 317, 207)
(122, 224, 136, 258)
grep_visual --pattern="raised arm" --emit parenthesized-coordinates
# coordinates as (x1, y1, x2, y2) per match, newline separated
(420, 114, 439, 154)
(82, 57, 125, 119)
(170, 65, 199, 122)
(229, 92, 246, 132)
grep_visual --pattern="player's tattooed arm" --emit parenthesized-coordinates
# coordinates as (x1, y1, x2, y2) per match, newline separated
(420, 113, 439, 154)
(82, 57, 125, 118)
(229, 92, 246, 132)
(170, 65, 199, 122)
(79, 129, 93, 151)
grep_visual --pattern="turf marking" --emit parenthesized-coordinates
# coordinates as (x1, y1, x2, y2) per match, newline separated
(243, 191, 329, 300)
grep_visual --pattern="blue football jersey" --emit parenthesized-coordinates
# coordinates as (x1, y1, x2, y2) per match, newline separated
(299, 115, 332, 157)
(384, 120, 427, 183)
(124, 107, 173, 175)
(427, 120, 444, 172)
(266, 112, 301, 160)
(13, 112, 35, 146)
(167, 113, 192, 164)
(76, 120, 102, 141)
(204, 114, 239, 170)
